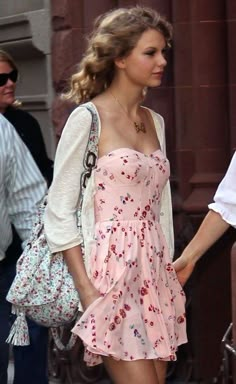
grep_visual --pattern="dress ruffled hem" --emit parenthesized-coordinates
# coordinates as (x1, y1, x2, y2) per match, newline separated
(72, 288, 187, 366)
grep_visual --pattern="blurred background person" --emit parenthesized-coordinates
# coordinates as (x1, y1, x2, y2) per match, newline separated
(0, 49, 53, 384)
(0, 49, 53, 184)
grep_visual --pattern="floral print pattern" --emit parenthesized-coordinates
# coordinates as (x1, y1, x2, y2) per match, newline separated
(72, 148, 187, 366)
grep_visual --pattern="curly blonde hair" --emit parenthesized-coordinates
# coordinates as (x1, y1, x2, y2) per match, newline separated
(63, 6, 172, 104)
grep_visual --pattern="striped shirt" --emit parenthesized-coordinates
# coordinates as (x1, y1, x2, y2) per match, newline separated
(0, 114, 47, 260)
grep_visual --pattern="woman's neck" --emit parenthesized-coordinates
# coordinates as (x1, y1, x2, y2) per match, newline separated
(108, 86, 144, 113)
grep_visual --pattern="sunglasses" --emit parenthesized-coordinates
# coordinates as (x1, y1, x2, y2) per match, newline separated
(0, 69, 18, 87)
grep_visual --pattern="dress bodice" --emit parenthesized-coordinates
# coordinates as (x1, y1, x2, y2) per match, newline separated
(94, 148, 170, 223)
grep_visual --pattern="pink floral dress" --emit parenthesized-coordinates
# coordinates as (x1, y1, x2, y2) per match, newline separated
(72, 148, 187, 366)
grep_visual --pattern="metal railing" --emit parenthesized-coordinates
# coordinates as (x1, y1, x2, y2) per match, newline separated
(220, 323, 236, 384)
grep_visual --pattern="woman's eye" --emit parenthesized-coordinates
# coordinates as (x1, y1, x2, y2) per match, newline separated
(145, 51, 155, 56)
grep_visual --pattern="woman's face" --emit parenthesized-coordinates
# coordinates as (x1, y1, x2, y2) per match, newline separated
(117, 29, 167, 89)
(0, 61, 17, 113)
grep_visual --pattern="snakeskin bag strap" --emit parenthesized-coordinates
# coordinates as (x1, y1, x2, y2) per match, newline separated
(76, 102, 99, 241)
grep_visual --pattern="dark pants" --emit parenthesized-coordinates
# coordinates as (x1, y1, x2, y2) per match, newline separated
(0, 262, 48, 384)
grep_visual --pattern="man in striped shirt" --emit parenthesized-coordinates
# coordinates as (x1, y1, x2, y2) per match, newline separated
(0, 114, 47, 384)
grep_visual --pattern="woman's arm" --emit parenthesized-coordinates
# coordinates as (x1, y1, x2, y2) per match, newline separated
(44, 106, 100, 309)
(173, 210, 230, 286)
(63, 246, 100, 310)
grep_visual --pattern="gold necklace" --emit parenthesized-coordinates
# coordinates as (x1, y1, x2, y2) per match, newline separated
(110, 91, 146, 134)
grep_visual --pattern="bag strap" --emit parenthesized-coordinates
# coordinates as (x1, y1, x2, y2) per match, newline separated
(76, 102, 99, 237)
(50, 327, 78, 351)
(80, 102, 99, 188)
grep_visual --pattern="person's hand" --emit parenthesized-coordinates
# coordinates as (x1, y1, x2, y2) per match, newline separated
(173, 255, 195, 287)
(79, 286, 101, 311)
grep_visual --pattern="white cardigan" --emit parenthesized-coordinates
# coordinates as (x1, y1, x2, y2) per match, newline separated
(208, 152, 236, 228)
(44, 103, 175, 273)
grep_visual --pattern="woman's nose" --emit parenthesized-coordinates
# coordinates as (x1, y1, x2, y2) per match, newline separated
(6, 78, 15, 85)
(160, 55, 167, 67)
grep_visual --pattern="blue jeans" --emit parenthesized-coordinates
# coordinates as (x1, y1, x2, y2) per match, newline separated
(0, 262, 48, 384)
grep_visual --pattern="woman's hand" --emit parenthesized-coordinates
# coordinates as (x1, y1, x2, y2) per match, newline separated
(173, 256, 195, 287)
(79, 286, 101, 311)
(62, 246, 102, 310)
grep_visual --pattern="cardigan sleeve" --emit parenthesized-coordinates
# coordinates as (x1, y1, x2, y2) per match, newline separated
(208, 152, 236, 228)
(151, 111, 175, 259)
(44, 106, 92, 252)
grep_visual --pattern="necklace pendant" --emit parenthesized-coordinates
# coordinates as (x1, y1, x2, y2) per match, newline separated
(134, 121, 146, 134)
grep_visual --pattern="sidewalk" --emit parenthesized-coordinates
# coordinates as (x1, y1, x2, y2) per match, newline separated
(8, 360, 112, 384)
(8, 361, 61, 384)
(7, 360, 13, 384)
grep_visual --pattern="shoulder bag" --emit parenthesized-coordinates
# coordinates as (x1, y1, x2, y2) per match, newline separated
(6, 102, 99, 349)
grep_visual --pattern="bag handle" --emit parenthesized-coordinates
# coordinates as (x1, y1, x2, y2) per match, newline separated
(50, 327, 78, 351)
(76, 102, 99, 238)
(81, 102, 99, 188)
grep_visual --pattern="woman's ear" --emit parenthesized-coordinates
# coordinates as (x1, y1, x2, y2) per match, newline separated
(114, 57, 126, 69)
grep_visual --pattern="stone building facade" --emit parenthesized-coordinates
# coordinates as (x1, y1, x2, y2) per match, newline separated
(0, 0, 55, 158)
(1, 0, 236, 382)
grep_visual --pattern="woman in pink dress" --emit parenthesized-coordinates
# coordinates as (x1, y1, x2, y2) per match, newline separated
(45, 6, 187, 384)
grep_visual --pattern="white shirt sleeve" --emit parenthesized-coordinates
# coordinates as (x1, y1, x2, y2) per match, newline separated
(44, 106, 92, 252)
(208, 152, 236, 228)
